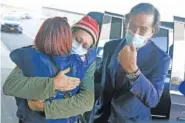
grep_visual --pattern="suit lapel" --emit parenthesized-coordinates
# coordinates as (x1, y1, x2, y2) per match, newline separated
(137, 41, 155, 75)
(109, 39, 126, 89)
(109, 40, 154, 85)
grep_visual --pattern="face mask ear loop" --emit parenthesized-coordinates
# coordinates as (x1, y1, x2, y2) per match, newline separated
(126, 30, 135, 45)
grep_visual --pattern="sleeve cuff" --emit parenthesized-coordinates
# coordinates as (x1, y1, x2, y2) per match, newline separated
(130, 73, 146, 96)
(45, 78, 56, 99)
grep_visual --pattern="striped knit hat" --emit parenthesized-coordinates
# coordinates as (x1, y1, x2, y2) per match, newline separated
(72, 16, 99, 45)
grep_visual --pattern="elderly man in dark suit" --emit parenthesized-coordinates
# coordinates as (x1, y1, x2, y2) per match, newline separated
(90, 3, 171, 123)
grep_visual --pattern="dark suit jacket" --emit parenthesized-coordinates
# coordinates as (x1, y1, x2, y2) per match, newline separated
(89, 39, 171, 123)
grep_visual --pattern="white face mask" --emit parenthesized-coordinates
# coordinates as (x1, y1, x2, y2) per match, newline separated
(71, 40, 88, 56)
(126, 30, 151, 49)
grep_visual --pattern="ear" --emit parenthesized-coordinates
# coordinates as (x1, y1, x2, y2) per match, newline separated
(144, 31, 153, 44)
(152, 29, 155, 34)
(152, 26, 158, 34)
(148, 27, 155, 39)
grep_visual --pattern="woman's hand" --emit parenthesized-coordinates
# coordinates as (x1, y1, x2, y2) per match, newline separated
(28, 68, 81, 111)
(28, 100, 44, 111)
(54, 68, 80, 91)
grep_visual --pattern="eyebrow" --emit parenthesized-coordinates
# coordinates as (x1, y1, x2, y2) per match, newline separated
(78, 36, 91, 48)
(140, 26, 148, 30)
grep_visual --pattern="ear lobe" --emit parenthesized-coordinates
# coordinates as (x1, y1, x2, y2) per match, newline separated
(148, 29, 155, 39)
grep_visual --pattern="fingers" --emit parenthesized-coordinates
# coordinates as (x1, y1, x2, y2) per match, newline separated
(28, 100, 42, 102)
(124, 45, 130, 49)
(56, 68, 71, 77)
(28, 100, 35, 103)
(60, 84, 79, 91)
(121, 44, 136, 53)
(62, 67, 70, 74)
(67, 81, 80, 87)
(56, 76, 80, 91)
(125, 45, 131, 51)
(54, 67, 80, 91)
(28, 101, 44, 111)
(130, 43, 136, 52)
(118, 51, 121, 61)
(59, 78, 80, 91)
(28, 101, 37, 110)
(28, 100, 39, 105)
(55, 68, 70, 79)
(28, 100, 43, 106)
(119, 45, 130, 54)
(71, 81, 80, 86)
(67, 84, 79, 89)
(67, 78, 80, 87)
(69, 77, 80, 84)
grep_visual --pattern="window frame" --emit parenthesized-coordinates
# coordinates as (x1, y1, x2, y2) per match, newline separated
(170, 16, 185, 95)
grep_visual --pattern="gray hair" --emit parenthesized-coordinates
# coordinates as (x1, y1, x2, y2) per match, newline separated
(126, 3, 161, 33)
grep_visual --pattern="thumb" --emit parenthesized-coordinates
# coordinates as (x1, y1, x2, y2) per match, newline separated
(130, 43, 136, 52)
(62, 67, 70, 74)
(57, 67, 70, 77)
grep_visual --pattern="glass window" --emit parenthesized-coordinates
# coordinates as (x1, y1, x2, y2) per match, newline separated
(96, 15, 112, 57)
(109, 17, 122, 40)
(122, 19, 126, 39)
(97, 15, 111, 47)
(151, 28, 169, 52)
(168, 31, 174, 59)
(3, 16, 20, 21)
(171, 21, 185, 92)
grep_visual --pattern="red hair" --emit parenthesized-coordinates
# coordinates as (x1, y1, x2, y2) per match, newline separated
(34, 17, 72, 56)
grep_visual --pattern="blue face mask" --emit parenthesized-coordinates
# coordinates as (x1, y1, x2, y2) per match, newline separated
(125, 30, 151, 49)
(71, 40, 88, 56)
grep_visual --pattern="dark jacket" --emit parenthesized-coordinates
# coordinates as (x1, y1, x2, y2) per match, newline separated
(90, 39, 170, 123)
(10, 46, 96, 123)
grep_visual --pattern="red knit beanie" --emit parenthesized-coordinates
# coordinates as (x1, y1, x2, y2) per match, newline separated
(72, 16, 99, 45)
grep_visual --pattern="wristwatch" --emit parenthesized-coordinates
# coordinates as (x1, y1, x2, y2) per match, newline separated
(126, 68, 141, 82)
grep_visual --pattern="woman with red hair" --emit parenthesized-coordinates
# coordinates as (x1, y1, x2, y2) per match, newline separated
(8, 16, 98, 123)
(34, 17, 72, 56)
